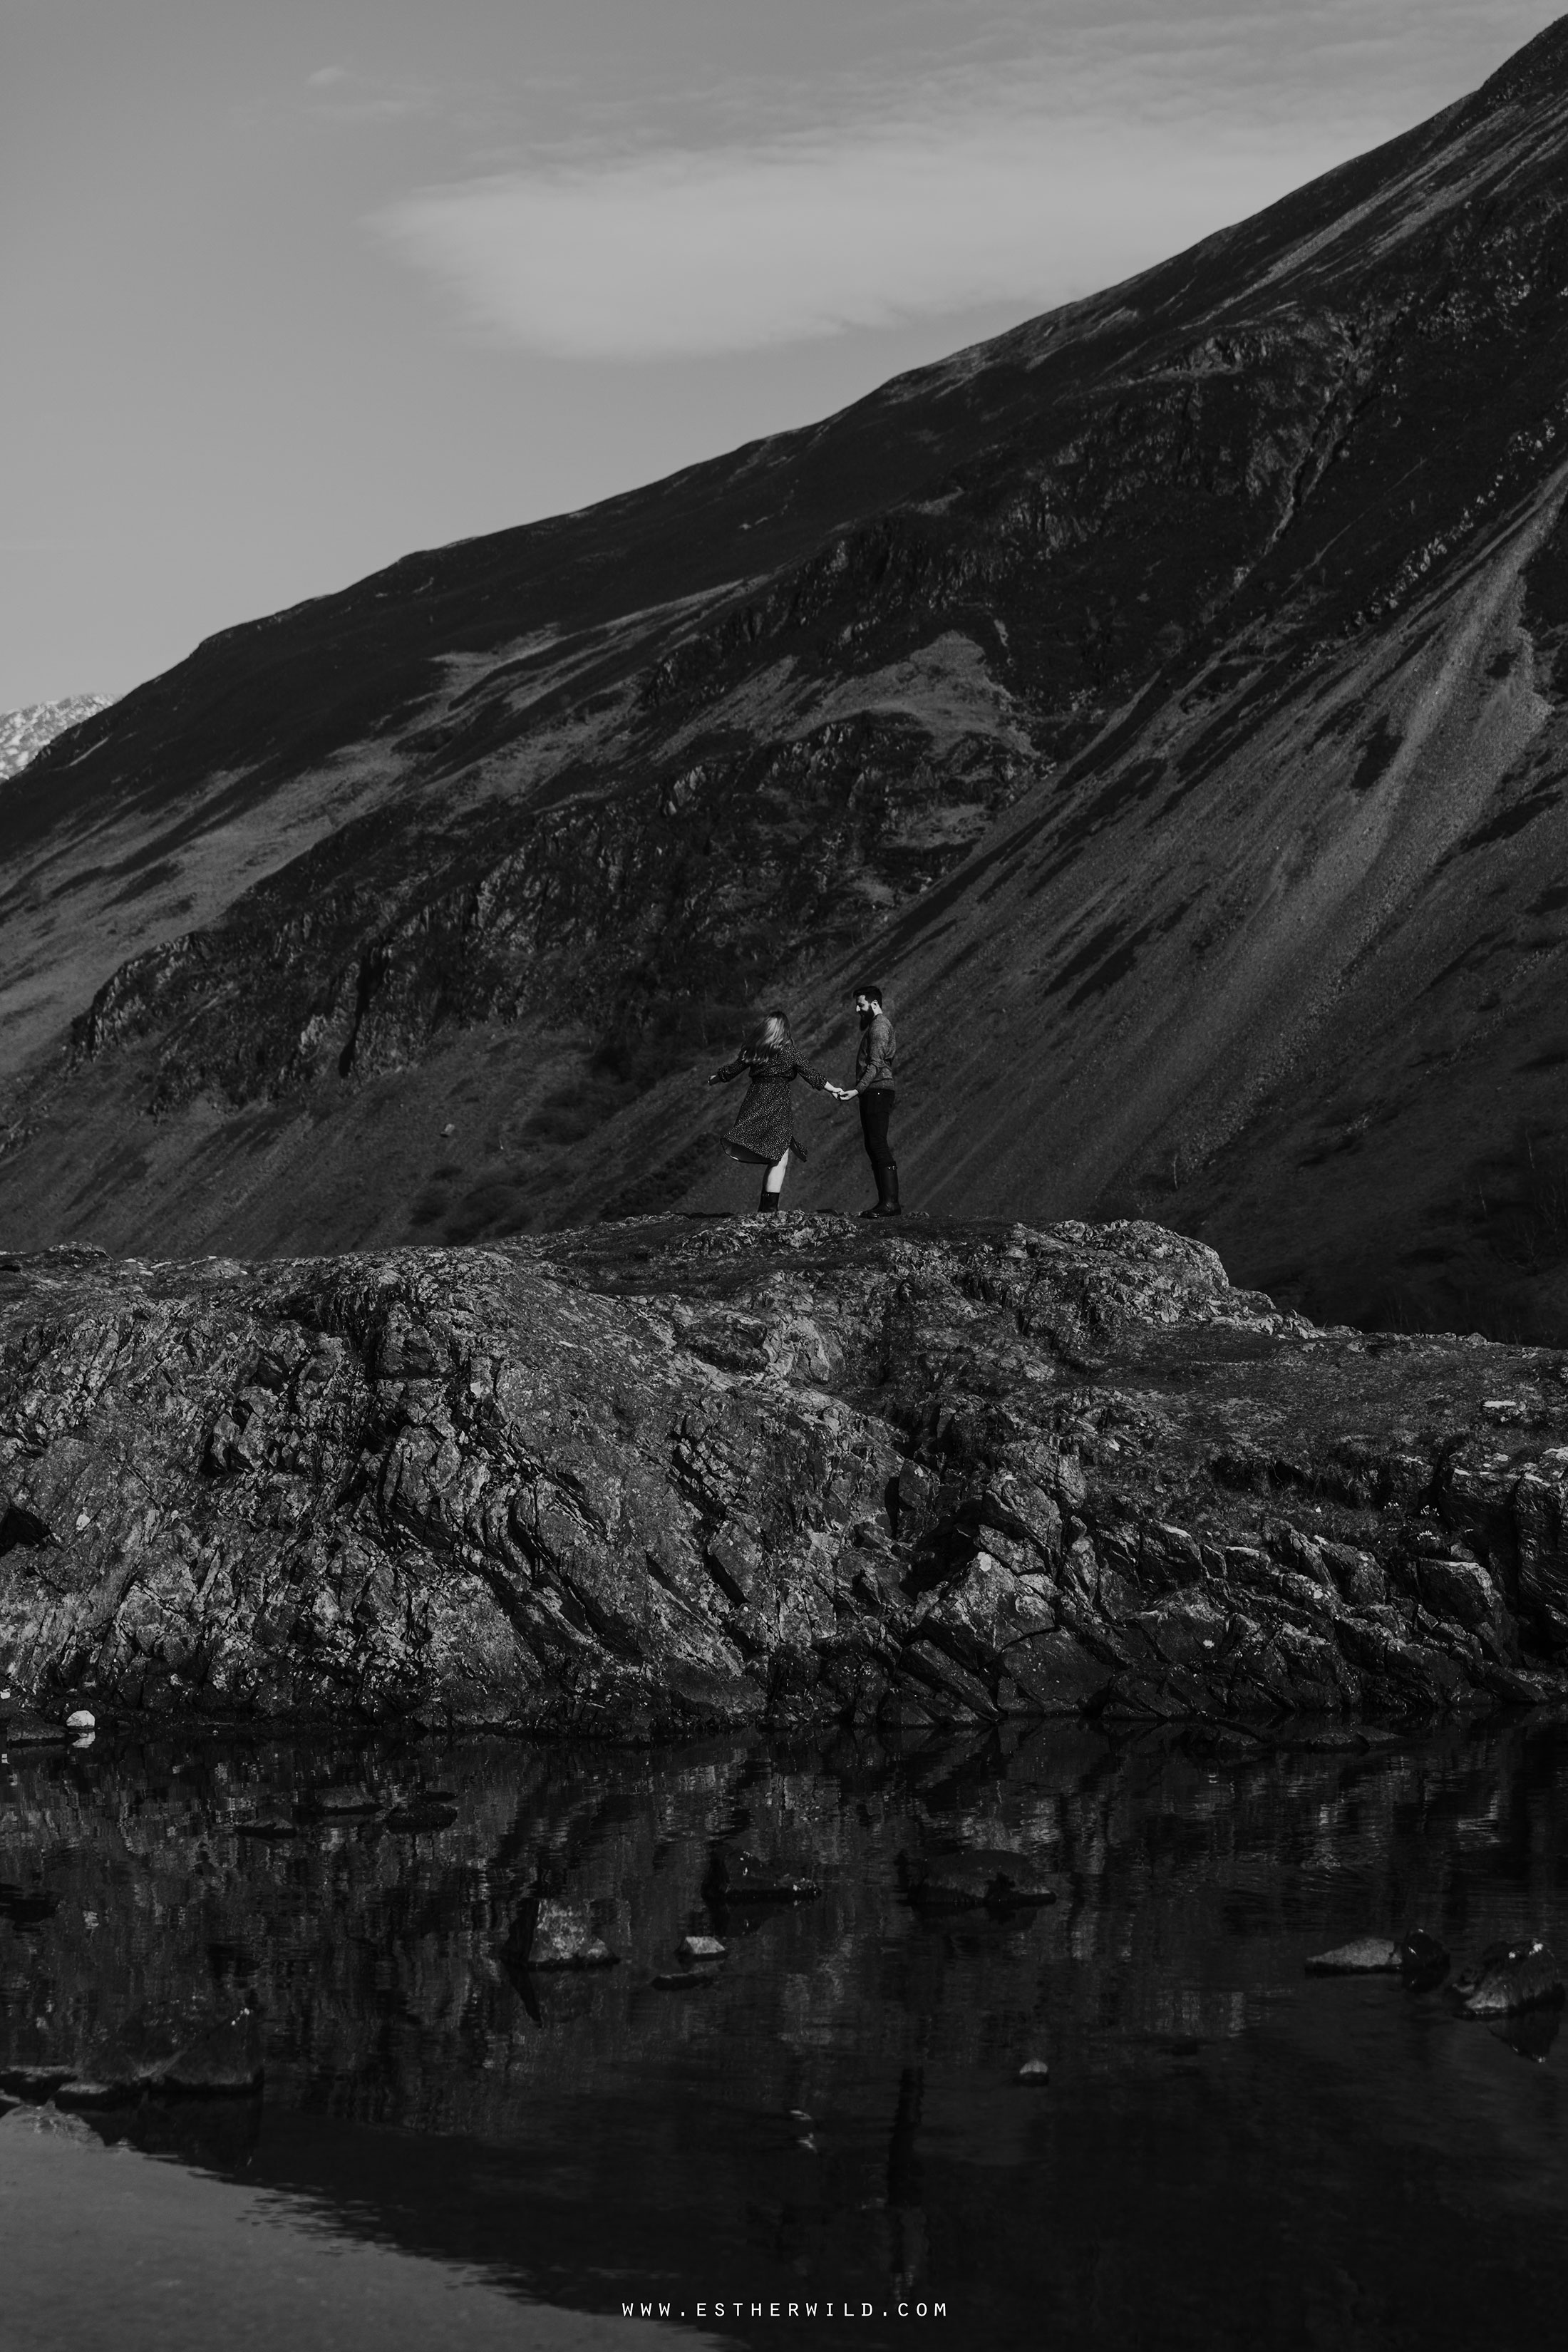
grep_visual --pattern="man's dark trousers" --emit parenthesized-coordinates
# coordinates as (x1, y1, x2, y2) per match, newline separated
(860, 1088, 895, 1184)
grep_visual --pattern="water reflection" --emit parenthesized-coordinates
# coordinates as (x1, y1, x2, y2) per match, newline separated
(1, 1718, 1567, 2347)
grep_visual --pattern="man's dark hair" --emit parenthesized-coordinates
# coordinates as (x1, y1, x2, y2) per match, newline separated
(854, 982, 884, 1006)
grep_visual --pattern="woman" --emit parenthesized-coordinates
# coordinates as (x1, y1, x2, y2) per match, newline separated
(706, 1009, 850, 1212)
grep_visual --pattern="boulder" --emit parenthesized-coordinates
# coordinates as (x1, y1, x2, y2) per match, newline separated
(678, 1934, 726, 1961)
(1451, 1939, 1565, 2016)
(233, 1816, 298, 1840)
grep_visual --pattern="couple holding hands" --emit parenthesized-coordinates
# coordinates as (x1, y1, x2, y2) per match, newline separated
(706, 982, 900, 1219)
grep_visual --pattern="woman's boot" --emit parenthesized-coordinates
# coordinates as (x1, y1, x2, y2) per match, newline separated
(873, 1161, 902, 1217)
(758, 1185, 780, 1212)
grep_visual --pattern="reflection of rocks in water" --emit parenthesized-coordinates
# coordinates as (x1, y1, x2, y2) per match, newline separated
(1, 1718, 1567, 2326)
(1451, 1939, 1565, 2016)
(384, 1800, 458, 1833)
(299, 1784, 383, 1821)
(1397, 1929, 1450, 1994)
(705, 1845, 822, 1904)
(887, 2065, 928, 2299)
(509, 1897, 619, 1971)
(902, 1846, 1059, 1915)
(0, 1882, 59, 1931)
(1490, 2006, 1562, 2063)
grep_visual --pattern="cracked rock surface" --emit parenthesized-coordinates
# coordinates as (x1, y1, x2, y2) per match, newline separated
(4, 1215, 1568, 1733)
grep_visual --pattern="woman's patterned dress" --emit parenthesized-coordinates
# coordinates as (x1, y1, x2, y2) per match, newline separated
(709, 1045, 832, 1164)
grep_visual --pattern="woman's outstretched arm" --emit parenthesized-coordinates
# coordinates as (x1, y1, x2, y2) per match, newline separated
(706, 1054, 747, 1085)
(794, 1057, 854, 1099)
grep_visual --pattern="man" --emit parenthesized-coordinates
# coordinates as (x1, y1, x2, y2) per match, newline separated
(846, 981, 900, 1217)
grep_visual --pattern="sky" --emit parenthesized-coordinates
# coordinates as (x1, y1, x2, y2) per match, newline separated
(2, 0, 1561, 709)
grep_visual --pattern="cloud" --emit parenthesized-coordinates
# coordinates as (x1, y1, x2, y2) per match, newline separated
(306, 63, 428, 125)
(375, 102, 1379, 361)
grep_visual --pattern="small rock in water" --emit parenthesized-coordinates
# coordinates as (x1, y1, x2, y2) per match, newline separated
(0, 1710, 71, 1747)
(161, 2011, 264, 2095)
(967, 1847, 1058, 1911)
(0, 2063, 72, 2098)
(383, 1801, 457, 1833)
(53, 2076, 118, 2110)
(905, 1847, 1057, 1914)
(1397, 1928, 1450, 1990)
(1451, 1939, 1565, 2016)
(706, 1847, 821, 1903)
(517, 1897, 619, 1970)
(299, 1785, 380, 1820)
(1016, 2058, 1051, 2085)
(0, 2101, 99, 2145)
(904, 1852, 994, 1912)
(1305, 1936, 1402, 1975)
(678, 1934, 726, 1961)
(234, 1815, 298, 1840)
(651, 1969, 717, 1991)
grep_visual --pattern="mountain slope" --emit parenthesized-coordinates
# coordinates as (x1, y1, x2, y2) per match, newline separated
(10, 21, 1568, 1332)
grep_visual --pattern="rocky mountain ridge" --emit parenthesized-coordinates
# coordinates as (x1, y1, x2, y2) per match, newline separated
(0, 696, 114, 783)
(10, 26, 1568, 1331)
(4, 1217, 1567, 1735)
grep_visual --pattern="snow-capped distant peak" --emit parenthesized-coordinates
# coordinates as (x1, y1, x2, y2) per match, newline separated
(0, 693, 115, 781)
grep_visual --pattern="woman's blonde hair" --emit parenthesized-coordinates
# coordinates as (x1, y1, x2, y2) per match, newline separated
(751, 1007, 792, 1053)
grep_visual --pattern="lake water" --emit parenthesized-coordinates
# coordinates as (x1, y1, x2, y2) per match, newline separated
(2, 1716, 1567, 2351)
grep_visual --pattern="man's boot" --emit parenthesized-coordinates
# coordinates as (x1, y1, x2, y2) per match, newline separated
(873, 1161, 902, 1217)
(758, 1186, 780, 1212)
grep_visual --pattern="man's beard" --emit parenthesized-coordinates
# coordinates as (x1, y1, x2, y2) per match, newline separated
(858, 1007, 875, 1030)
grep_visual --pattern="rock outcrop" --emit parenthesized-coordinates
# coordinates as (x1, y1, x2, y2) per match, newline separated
(4, 1215, 1568, 1732)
